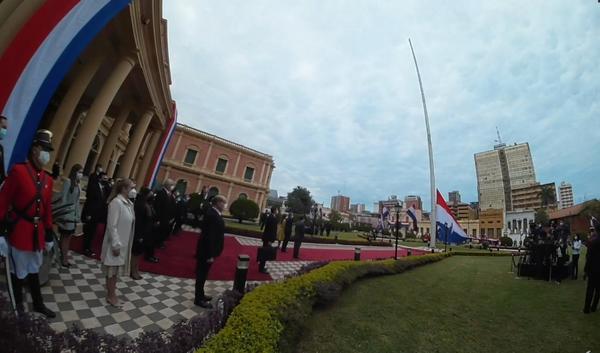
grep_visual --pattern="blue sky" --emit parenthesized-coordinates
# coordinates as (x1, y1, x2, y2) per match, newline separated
(164, 1, 600, 211)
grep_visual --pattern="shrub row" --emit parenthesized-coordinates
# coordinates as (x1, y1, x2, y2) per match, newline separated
(224, 226, 392, 247)
(197, 253, 449, 353)
(451, 250, 514, 257)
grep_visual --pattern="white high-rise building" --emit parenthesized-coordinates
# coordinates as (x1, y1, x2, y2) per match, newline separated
(475, 142, 536, 211)
(559, 182, 574, 209)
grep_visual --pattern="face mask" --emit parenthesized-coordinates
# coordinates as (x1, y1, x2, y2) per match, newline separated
(0, 128, 6, 140)
(128, 188, 137, 199)
(169, 185, 175, 191)
(38, 150, 50, 166)
(76, 172, 83, 180)
(97, 168, 103, 174)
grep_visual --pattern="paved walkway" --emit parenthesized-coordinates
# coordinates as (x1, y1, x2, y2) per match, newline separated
(0, 251, 310, 339)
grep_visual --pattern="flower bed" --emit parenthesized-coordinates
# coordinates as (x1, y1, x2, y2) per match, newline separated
(197, 253, 449, 353)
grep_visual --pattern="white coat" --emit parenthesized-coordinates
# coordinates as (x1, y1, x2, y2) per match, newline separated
(101, 194, 135, 275)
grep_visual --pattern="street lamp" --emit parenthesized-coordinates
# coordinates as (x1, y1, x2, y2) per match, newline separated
(394, 203, 401, 260)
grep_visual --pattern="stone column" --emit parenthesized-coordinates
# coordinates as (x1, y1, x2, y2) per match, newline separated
(202, 141, 214, 169)
(48, 55, 105, 166)
(226, 182, 234, 201)
(106, 150, 121, 177)
(117, 109, 154, 179)
(232, 152, 242, 177)
(134, 130, 161, 187)
(97, 104, 131, 170)
(0, 0, 44, 55)
(64, 54, 136, 174)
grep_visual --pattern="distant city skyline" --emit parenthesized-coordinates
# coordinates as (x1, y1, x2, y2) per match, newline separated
(165, 1, 600, 210)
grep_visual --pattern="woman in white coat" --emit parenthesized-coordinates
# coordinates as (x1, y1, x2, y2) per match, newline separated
(101, 178, 135, 307)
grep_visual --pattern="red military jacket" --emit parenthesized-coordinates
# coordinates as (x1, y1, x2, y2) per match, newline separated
(0, 161, 53, 252)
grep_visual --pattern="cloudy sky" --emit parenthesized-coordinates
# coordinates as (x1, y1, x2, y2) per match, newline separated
(164, 1, 600, 211)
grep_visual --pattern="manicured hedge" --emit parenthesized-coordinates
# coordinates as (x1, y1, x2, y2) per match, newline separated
(451, 250, 515, 257)
(224, 226, 392, 247)
(197, 253, 449, 353)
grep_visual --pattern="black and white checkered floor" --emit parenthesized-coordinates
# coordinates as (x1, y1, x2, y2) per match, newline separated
(0, 252, 312, 339)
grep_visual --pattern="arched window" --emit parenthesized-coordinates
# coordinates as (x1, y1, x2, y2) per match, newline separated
(239, 193, 248, 200)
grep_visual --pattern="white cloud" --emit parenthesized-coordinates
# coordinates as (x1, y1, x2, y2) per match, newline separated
(164, 0, 600, 209)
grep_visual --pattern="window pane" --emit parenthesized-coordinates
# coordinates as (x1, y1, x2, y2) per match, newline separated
(184, 149, 197, 165)
(244, 167, 254, 181)
(239, 193, 248, 200)
(208, 187, 219, 197)
(216, 158, 227, 173)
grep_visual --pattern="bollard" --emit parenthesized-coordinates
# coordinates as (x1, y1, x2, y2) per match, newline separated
(233, 254, 250, 293)
(354, 247, 361, 261)
(407, 250, 412, 256)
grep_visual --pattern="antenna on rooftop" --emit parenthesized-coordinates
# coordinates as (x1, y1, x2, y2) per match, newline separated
(494, 126, 506, 149)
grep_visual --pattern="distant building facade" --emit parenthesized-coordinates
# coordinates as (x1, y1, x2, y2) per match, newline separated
(448, 191, 461, 205)
(331, 195, 351, 212)
(350, 203, 366, 214)
(158, 123, 274, 211)
(479, 209, 504, 238)
(475, 142, 536, 211)
(511, 182, 557, 211)
(549, 200, 599, 236)
(505, 210, 535, 244)
(404, 195, 423, 210)
(559, 182, 574, 209)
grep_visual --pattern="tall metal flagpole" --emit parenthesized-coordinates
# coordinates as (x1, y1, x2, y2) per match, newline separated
(408, 38, 436, 250)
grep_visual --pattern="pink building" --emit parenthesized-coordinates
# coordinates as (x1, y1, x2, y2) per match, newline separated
(157, 123, 274, 210)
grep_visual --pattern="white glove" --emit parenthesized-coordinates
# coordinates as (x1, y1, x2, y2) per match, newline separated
(45, 241, 54, 252)
(0, 237, 8, 257)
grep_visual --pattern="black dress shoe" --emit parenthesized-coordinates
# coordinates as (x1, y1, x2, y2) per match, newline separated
(34, 305, 56, 319)
(145, 256, 159, 263)
(258, 269, 269, 274)
(201, 295, 212, 302)
(83, 249, 96, 258)
(194, 300, 212, 309)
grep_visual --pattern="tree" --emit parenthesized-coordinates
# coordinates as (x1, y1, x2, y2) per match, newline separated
(582, 199, 600, 219)
(229, 198, 260, 223)
(286, 186, 314, 215)
(329, 210, 343, 224)
(539, 186, 556, 208)
(534, 208, 549, 226)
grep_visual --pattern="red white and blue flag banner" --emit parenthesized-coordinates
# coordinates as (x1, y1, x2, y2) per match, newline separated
(145, 102, 177, 188)
(406, 206, 418, 231)
(0, 0, 131, 170)
(436, 190, 469, 244)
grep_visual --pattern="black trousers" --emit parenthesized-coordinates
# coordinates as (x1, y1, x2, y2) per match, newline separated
(281, 232, 291, 252)
(293, 238, 303, 259)
(144, 230, 156, 258)
(259, 240, 270, 271)
(195, 258, 212, 302)
(82, 222, 97, 251)
(157, 223, 172, 246)
(11, 273, 44, 309)
(572, 254, 580, 279)
(584, 274, 600, 312)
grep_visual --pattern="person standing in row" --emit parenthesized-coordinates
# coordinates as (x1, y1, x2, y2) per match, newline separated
(81, 165, 109, 257)
(101, 179, 136, 307)
(0, 115, 7, 185)
(572, 234, 582, 280)
(293, 216, 306, 259)
(56, 163, 83, 268)
(0, 130, 57, 317)
(259, 206, 278, 274)
(583, 220, 600, 314)
(276, 214, 286, 249)
(195, 195, 226, 308)
(281, 212, 294, 252)
(152, 178, 176, 256)
(131, 187, 155, 280)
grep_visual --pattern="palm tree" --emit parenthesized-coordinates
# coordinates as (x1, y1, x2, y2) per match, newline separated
(539, 186, 555, 208)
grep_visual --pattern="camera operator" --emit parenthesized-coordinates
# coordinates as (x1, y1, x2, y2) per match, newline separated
(583, 218, 600, 314)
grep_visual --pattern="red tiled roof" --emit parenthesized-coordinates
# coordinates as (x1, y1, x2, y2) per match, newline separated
(548, 201, 593, 220)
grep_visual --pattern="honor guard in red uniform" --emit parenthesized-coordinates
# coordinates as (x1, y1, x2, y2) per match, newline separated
(0, 130, 56, 318)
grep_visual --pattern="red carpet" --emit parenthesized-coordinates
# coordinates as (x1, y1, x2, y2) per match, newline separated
(70, 227, 428, 281)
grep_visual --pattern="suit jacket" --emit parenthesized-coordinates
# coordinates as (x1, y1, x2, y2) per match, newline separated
(82, 178, 107, 222)
(262, 214, 278, 242)
(197, 207, 225, 259)
(585, 235, 600, 276)
(284, 217, 294, 236)
(294, 221, 305, 241)
(154, 188, 175, 225)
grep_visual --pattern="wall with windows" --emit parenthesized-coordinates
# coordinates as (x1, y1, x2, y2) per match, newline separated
(158, 123, 274, 212)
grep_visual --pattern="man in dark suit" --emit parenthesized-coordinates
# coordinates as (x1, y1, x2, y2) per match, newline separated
(81, 170, 108, 257)
(294, 216, 306, 259)
(195, 195, 226, 308)
(584, 219, 600, 314)
(259, 206, 278, 273)
(281, 212, 294, 252)
(151, 178, 176, 261)
(0, 115, 7, 185)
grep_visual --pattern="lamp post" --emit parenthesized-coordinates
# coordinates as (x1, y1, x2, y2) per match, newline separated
(394, 203, 401, 260)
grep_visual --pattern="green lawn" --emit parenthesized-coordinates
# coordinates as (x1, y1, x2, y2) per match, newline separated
(296, 256, 599, 353)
